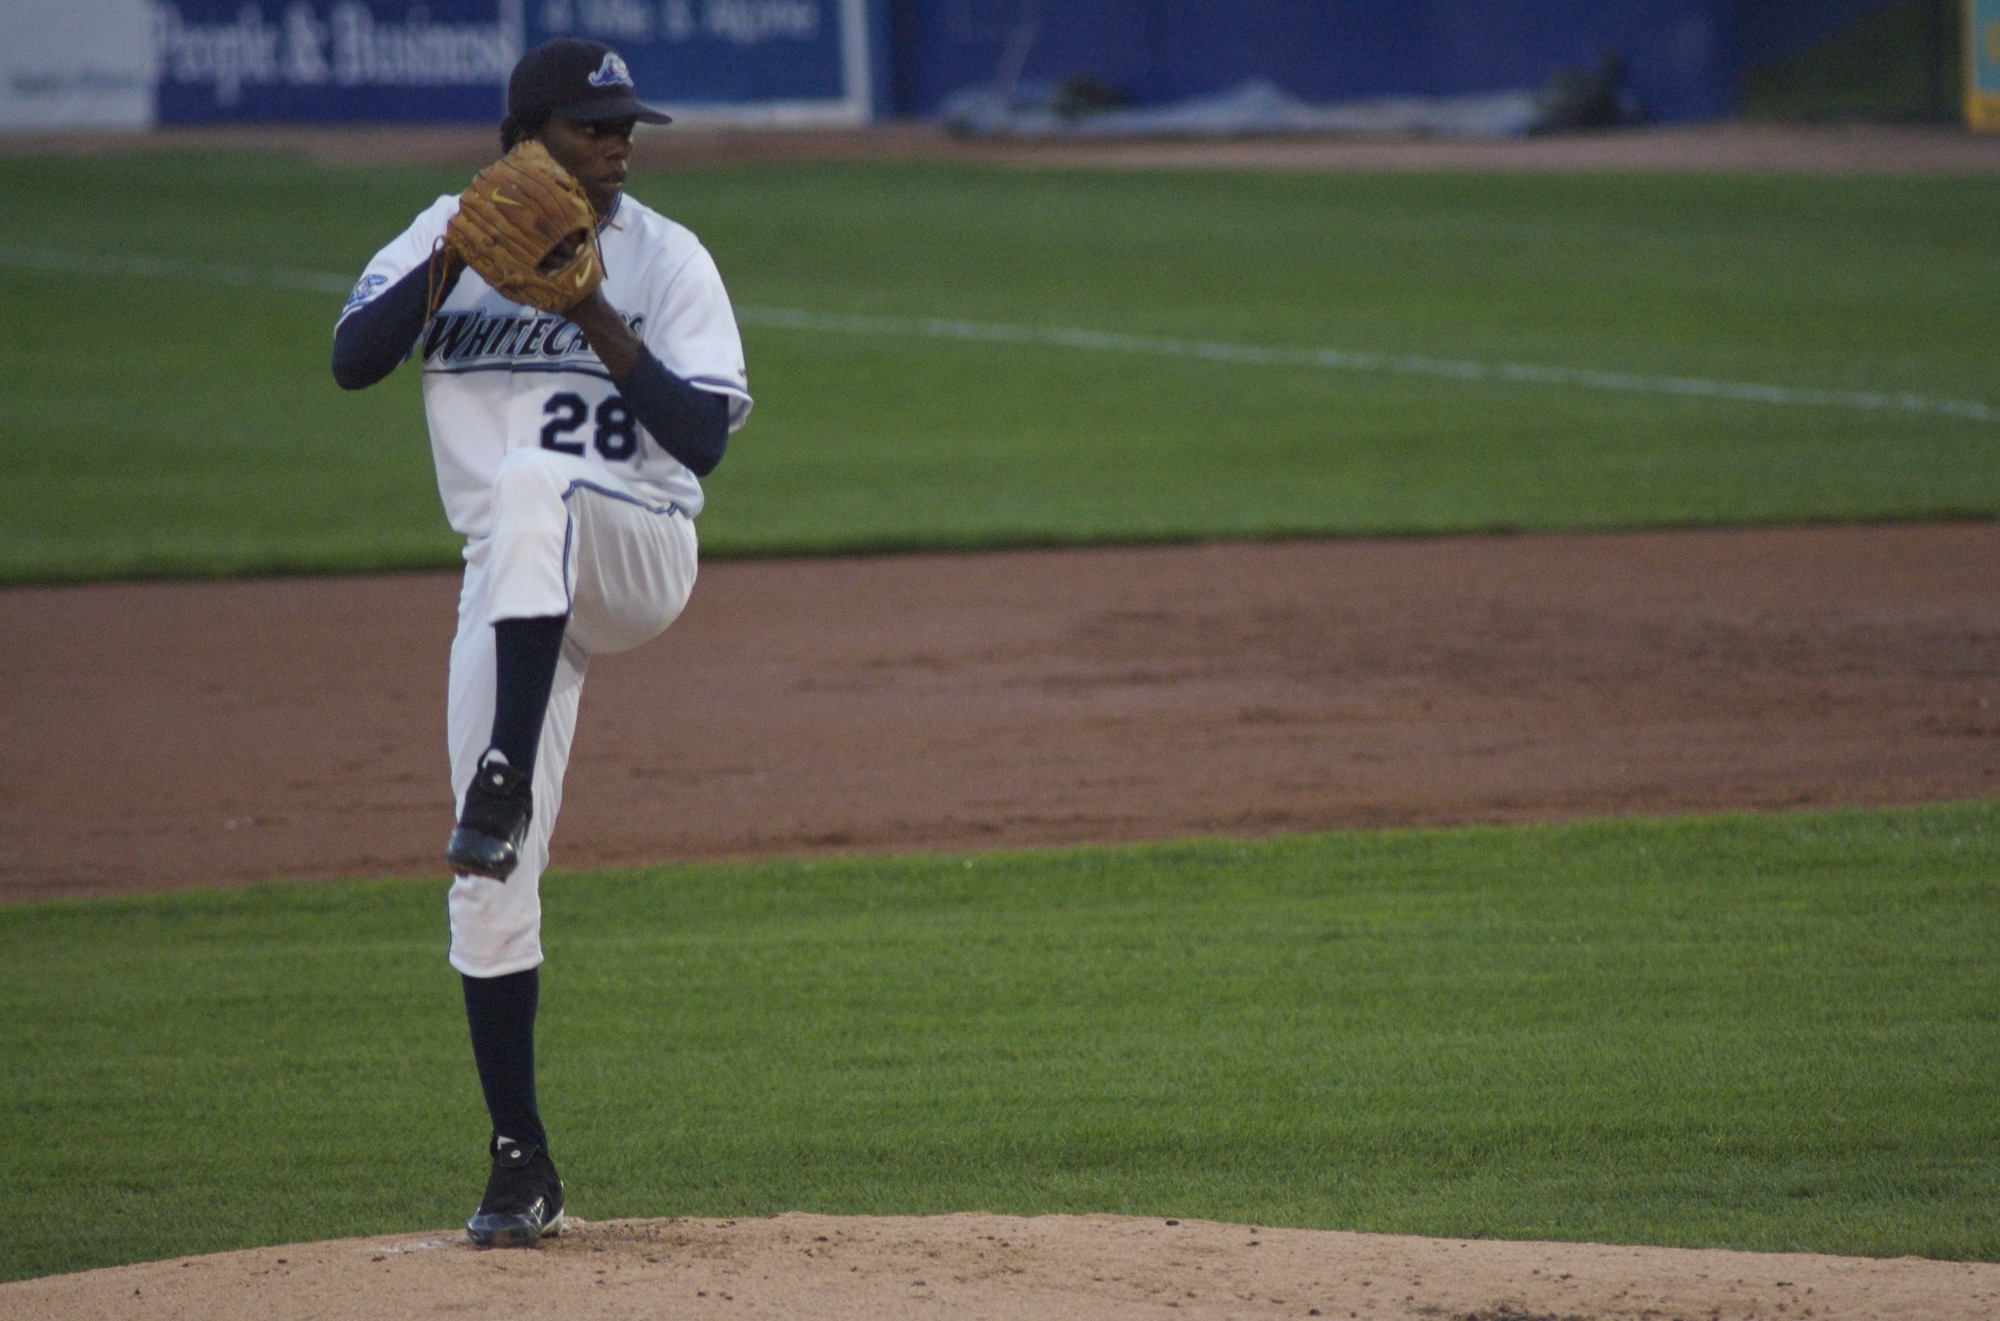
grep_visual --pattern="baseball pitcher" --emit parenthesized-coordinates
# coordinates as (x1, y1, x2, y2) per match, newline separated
(332, 36, 751, 1246)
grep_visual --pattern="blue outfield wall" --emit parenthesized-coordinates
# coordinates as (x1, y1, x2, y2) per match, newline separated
(149, 0, 1904, 125)
(898, 0, 1735, 121)
(893, 0, 1911, 124)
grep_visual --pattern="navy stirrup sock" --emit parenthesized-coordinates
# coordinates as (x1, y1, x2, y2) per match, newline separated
(463, 622, 565, 1137)
(490, 614, 568, 775)
(462, 968, 547, 1152)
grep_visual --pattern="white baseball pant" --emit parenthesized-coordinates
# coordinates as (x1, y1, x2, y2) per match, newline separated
(445, 448, 698, 977)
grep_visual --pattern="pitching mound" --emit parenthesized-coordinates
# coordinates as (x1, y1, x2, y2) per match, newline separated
(6, 1212, 1997, 1320)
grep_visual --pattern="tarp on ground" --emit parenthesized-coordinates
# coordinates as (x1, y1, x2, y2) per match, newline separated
(941, 72, 1641, 140)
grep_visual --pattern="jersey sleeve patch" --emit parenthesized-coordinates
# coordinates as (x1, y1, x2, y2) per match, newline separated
(343, 272, 391, 314)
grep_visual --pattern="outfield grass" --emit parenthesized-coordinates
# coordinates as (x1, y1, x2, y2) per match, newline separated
(0, 154, 1996, 580)
(4, 801, 1996, 1282)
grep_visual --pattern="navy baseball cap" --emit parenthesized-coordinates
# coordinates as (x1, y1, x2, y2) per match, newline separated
(508, 36, 671, 125)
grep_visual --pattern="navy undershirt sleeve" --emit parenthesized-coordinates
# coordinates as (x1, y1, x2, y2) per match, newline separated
(332, 259, 458, 391)
(620, 350, 731, 477)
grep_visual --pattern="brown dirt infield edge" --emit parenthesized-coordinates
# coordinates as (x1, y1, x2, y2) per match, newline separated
(7, 121, 1999, 1318)
(5, 523, 1997, 902)
(11, 118, 2000, 175)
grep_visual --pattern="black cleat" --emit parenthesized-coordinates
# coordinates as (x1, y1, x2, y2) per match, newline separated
(466, 1136, 565, 1247)
(447, 751, 532, 880)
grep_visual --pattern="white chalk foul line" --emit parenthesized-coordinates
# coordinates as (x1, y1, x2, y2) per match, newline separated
(0, 243, 356, 296)
(737, 307, 1997, 424)
(6, 243, 1990, 424)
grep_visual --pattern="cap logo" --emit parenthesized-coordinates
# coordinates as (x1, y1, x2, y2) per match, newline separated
(587, 53, 634, 90)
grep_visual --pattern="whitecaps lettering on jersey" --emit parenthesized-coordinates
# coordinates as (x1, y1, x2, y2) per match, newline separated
(422, 309, 644, 373)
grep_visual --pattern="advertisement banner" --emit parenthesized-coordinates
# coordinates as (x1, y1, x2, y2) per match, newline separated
(526, 0, 873, 123)
(154, 0, 522, 122)
(1, 0, 153, 130)
(1972, 0, 2000, 129)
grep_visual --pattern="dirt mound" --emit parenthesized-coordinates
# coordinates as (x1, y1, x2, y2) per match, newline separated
(6, 1212, 1996, 1320)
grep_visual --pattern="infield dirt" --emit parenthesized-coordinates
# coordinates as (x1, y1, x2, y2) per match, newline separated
(4, 522, 1995, 901)
(18, 117, 2000, 176)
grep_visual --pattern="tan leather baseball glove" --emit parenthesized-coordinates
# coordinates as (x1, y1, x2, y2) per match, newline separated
(444, 140, 603, 314)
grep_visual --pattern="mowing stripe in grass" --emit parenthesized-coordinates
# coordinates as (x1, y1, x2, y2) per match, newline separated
(5, 242, 1992, 425)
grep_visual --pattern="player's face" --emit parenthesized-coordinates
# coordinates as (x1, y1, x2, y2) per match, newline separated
(538, 116, 636, 218)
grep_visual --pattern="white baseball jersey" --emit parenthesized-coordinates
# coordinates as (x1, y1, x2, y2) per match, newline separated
(340, 192, 752, 536)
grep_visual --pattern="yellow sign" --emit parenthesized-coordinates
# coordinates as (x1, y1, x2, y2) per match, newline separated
(1972, 1, 2000, 129)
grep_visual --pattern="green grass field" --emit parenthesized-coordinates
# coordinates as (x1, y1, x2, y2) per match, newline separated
(1, 153, 1996, 579)
(4, 803, 1996, 1284)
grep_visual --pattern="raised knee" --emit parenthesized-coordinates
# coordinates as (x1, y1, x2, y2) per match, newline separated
(494, 446, 570, 494)
(490, 449, 575, 525)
